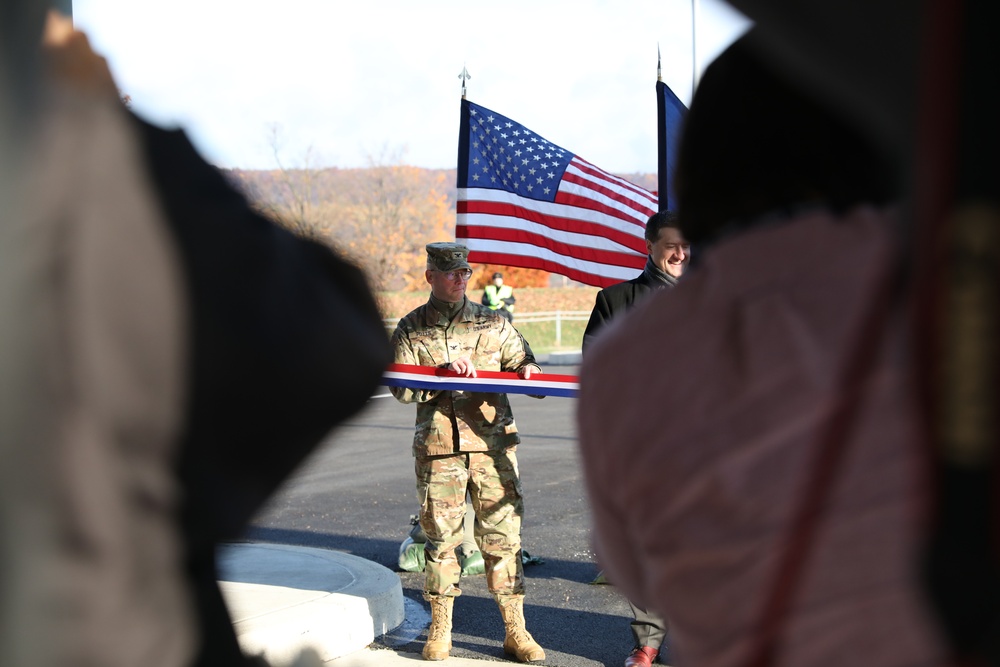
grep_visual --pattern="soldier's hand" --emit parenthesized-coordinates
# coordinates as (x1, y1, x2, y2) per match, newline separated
(518, 364, 541, 380)
(449, 357, 477, 377)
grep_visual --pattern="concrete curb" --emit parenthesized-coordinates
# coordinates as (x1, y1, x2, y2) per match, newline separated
(217, 543, 405, 664)
(547, 350, 582, 366)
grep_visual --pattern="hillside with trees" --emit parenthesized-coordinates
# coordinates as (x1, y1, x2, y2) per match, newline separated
(224, 165, 657, 292)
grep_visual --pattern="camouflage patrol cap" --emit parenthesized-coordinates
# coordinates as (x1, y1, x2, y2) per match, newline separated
(426, 242, 472, 271)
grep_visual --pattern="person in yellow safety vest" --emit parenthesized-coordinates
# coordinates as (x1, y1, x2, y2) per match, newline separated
(482, 272, 516, 322)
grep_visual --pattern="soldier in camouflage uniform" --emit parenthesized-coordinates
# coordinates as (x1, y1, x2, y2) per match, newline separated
(390, 242, 546, 663)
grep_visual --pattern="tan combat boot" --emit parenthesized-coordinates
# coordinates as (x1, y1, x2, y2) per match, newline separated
(422, 595, 454, 661)
(496, 594, 546, 662)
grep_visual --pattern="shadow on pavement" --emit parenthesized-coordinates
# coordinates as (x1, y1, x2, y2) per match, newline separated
(243, 527, 632, 667)
(242, 526, 400, 566)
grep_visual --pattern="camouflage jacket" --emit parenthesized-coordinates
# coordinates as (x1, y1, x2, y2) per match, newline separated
(390, 297, 539, 457)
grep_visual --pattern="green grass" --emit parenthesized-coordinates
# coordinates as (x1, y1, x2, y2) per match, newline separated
(512, 319, 586, 354)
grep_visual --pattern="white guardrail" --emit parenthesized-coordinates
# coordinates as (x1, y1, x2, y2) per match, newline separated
(383, 310, 591, 347)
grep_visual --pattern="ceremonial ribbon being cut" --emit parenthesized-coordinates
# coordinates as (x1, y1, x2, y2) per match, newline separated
(383, 363, 579, 398)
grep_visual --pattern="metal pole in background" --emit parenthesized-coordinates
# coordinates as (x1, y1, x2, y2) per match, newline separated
(691, 0, 699, 94)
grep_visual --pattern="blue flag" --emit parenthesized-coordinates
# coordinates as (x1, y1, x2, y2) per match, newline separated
(657, 80, 687, 212)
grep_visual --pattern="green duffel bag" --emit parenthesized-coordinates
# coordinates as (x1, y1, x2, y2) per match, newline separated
(397, 537, 486, 576)
(398, 536, 426, 573)
(459, 547, 485, 576)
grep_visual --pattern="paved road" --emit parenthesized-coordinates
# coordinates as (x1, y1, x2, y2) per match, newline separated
(247, 364, 647, 667)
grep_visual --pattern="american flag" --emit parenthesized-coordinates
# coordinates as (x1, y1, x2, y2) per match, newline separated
(456, 99, 657, 288)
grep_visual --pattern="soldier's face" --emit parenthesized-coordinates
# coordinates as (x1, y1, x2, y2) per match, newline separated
(426, 268, 470, 302)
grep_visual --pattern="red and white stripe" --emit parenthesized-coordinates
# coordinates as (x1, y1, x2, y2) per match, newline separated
(457, 157, 656, 288)
(382, 363, 579, 398)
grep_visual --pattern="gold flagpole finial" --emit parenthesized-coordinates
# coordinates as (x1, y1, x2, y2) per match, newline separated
(459, 65, 472, 100)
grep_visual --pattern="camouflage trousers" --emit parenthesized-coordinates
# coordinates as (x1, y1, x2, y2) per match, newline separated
(415, 449, 524, 597)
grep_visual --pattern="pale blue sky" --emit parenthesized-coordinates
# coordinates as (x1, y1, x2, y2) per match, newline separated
(74, 0, 750, 173)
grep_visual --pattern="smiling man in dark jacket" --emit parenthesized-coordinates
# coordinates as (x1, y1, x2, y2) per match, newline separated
(580, 209, 689, 667)
(582, 211, 689, 354)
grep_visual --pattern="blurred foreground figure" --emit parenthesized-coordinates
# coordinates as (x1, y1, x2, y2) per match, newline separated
(0, 10, 390, 667)
(688, 1, 1000, 662)
(578, 31, 947, 667)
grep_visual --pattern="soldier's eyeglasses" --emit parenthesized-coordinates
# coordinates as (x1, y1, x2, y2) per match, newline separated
(436, 269, 473, 282)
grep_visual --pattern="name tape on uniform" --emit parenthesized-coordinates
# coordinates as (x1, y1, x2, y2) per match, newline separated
(383, 363, 579, 398)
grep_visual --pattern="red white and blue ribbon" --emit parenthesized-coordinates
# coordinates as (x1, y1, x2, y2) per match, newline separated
(382, 363, 579, 398)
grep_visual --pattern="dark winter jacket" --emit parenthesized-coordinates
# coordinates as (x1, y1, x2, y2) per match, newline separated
(582, 270, 670, 354)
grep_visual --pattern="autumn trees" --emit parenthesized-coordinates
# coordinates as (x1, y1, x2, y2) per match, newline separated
(336, 162, 454, 292)
(227, 139, 558, 293)
(229, 157, 455, 292)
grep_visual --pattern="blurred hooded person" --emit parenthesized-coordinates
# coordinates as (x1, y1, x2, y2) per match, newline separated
(578, 30, 947, 667)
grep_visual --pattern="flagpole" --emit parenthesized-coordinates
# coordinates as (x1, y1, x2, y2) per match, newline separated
(458, 65, 471, 100)
(656, 45, 667, 211)
(691, 0, 699, 95)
